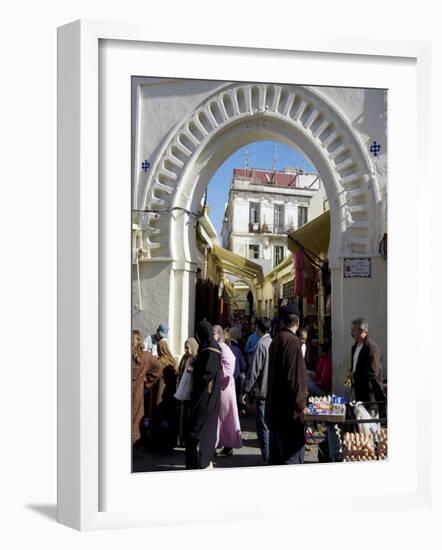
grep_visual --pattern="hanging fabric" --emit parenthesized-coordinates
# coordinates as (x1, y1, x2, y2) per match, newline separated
(294, 249, 304, 296)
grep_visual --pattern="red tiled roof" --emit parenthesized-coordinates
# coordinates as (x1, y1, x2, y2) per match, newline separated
(233, 168, 318, 188)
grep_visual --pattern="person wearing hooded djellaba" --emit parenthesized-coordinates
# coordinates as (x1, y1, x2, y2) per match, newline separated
(185, 320, 222, 470)
(212, 325, 243, 457)
(146, 338, 179, 452)
(131, 330, 164, 447)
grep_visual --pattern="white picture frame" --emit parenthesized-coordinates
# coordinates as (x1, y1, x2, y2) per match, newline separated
(57, 19, 433, 531)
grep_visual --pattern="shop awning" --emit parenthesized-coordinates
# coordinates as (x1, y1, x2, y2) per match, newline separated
(222, 279, 240, 308)
(211, 244, 264, 284)
(222, 279, 238, 299)
(287, 210, 330, 258)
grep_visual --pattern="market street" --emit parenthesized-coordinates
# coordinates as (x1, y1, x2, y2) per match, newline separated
(133, 408, 319, 473)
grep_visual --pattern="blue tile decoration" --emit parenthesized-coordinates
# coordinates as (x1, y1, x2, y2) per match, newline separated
(369, 141, 381, 156)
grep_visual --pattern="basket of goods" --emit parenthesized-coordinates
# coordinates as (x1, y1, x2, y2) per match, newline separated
(343, 428, 388, 462)
(375, 427, 388, 460)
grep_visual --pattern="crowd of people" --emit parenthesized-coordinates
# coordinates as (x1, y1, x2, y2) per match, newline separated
(132, 307, 386, 470)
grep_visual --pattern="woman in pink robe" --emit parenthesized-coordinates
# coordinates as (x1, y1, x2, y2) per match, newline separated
(212, 325, 243, 456)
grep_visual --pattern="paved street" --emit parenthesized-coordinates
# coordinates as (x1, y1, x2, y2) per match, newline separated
(132, 406, 319, 472)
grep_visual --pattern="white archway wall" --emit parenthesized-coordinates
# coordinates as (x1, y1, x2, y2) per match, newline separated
(135, 82, 384, 264)
(132, 79, 387, 390)
(132, 260, 173, 338)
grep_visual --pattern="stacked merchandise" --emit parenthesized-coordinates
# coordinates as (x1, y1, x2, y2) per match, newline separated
(306, 395, 346, 417)
(342, 428, 388, 461)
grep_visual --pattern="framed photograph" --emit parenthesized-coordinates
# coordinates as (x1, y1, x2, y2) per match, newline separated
(57, 19, 432, 530)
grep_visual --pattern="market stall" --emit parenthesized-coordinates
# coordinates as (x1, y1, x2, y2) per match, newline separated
(304, 395, 388, 463)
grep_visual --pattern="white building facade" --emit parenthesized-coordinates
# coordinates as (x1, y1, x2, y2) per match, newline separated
(221, 168, 324, 276)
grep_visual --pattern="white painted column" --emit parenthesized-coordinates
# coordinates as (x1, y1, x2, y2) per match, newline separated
(330, 263, 345, 396)
(317, 284, 325, 343)
(168, 262, 198, 357)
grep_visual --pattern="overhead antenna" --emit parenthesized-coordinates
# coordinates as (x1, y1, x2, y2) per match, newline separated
(241, 146, 249, 171)
(272, 142, 278, 170)
(251, 143, 256, 168)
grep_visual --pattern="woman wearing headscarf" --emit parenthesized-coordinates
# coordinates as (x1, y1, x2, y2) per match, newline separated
(213, 325, 243, 457)
(131, 330, 164, 447)
(185, 320, 222, 470)
(147, 338, 178, 452)
(175, 337, 199, 447)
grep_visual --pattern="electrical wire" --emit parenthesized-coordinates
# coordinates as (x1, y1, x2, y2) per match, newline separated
(132, 206, 204, 218)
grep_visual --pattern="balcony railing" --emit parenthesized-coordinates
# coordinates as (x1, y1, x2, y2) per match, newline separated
(248, 222, 295, 234)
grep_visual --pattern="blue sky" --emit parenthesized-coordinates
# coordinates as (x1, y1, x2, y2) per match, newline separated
(206, 140, 317, 238)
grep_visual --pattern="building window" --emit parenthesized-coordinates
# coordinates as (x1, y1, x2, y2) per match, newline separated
(273, 245, 284, 268)
(249, 244, 260, 259)
(249, 202, 260, 232)
(282, 280, 295, 299)
(298, 205, 308, 227)
(249, 202, 260, 223)
(274, 204, 285, 233)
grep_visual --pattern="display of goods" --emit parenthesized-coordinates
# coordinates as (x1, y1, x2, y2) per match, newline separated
(343, 428, 388, 462)
(307, 395, 346, 416)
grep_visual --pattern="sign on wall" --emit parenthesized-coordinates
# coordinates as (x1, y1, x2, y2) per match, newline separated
(343, 257, 371, 278)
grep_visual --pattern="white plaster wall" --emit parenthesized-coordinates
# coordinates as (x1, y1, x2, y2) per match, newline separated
(232, 199, 249, 233)
(313, 86, 387, 233)
(309, 181, 328, 220)
(132, 261, 172, 338)
(232, 237, 248, 257)
(314, 86, 387, 184)
(134, 78, 226, 208)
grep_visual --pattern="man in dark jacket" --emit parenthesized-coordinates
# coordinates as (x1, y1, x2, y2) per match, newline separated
(265, 304, 307, 465)
(351, 318, 386, 418)
(241, 317, 272, 463)
(185, 320, 222, 470)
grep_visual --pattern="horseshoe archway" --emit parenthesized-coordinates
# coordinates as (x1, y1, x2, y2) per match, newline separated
(133, 81, 385, 392)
